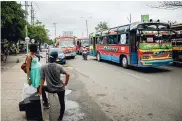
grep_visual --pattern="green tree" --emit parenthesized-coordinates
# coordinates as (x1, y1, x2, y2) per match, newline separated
(1, 1, 26, 42)
(150, 1, 182, 10)
(28, 22, 49, 46)
(95, 22, 109, 32)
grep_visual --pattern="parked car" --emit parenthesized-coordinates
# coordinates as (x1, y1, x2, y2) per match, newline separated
(46, 48, 66, 64)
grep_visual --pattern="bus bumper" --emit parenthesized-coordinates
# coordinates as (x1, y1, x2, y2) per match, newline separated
(138, 59, 173, 67)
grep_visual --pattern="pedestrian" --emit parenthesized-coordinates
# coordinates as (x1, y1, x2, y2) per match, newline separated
(4, 47, 9, 63)
(38, 51, 70, 121)
(36, 46, 43, 61)
(26, 44, 42, 88)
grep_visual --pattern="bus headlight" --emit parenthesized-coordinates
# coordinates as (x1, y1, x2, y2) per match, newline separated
(142, 56, 150, 59)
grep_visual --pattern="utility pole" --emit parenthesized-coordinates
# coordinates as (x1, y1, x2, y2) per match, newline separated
(81, 17, 92, 37)
(86, 20, 88, 37)
(30, 2, 35, 25)
(31, 2, 33, 24)
(127, 14, 132, 23)
(25, 1, 29, 54)
(53, 22, 57, 43)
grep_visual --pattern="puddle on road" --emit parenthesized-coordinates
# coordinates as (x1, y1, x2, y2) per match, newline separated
(65, 89, 72, 96)
(51, 89, 85, 120)
(64, 100, 85, 121)
(64, 89, 85, 121)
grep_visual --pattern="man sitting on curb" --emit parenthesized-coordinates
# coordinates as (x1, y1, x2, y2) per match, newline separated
(38, 51, 70, 121)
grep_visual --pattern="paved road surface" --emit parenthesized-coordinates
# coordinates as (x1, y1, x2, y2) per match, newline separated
(65, 55, 182, 121)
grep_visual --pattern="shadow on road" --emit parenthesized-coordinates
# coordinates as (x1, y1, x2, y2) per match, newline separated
(92, 59, 171, 73)
(170, 63, 182, 68)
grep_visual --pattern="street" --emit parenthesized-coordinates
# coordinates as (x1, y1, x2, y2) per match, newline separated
(58, 55, 182, 121)
(1, 52, 181, 121)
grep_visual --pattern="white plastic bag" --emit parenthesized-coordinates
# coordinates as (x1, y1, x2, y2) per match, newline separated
(23, 83, 37, 99)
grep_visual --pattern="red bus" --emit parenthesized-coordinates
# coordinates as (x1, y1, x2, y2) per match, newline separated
(56, 36, 76, 58)
(89, 22, 175, 68)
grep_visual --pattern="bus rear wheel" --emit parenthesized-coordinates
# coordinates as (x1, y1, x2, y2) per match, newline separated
(121, 56, 128, 68)
(97, 52, 101, 62)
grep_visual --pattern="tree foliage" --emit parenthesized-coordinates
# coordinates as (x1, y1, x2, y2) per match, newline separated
(150, 1, 182, 10)
(95, 22, 109, 32)
(28, 21, 49, 44)
(1, 1, 26, 42)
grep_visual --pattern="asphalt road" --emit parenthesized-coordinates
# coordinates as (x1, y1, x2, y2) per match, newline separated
(64, 55, 182, 121)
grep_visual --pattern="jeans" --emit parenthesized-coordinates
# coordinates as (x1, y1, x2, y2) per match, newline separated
(39, 86, 65, 120)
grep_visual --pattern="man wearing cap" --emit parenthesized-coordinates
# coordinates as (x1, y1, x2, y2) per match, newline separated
(39, 51, 70, 121)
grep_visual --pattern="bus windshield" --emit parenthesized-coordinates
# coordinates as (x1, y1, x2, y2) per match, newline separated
(81, 40, 89, 46)
(59, 40, 74, 48)
(137, 23, 174, 43)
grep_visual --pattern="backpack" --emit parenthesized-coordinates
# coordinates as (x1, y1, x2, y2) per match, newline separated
(21, 56, 32, 73)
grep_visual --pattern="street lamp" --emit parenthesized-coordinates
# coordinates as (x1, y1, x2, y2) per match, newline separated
(31, 39, 35, 43)
(25, 37, 30, 54)
(81, 17, 92, 37)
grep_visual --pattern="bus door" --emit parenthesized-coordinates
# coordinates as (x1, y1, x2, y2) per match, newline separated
(130, 31, 138, 65)
(93, 37, 97, 56)
(89, 37, 97, 56)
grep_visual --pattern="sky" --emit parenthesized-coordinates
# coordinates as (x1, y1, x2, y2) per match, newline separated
(25, 1, 182, 39)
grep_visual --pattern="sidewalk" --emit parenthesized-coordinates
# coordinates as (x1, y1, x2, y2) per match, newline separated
(1, 54, 49, 121)
(1, 54, 25, 72)
(1, 55, 27, 121)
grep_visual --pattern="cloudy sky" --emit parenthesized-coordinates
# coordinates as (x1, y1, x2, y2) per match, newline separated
(27, 1, 182, 39)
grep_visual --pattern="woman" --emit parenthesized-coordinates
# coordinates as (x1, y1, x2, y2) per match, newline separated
(26, 44, 42, 88)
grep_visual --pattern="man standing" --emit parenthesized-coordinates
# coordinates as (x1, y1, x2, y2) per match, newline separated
(39, 51, 70, 121)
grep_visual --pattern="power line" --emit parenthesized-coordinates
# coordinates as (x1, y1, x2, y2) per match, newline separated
(34, 2, 42, 13)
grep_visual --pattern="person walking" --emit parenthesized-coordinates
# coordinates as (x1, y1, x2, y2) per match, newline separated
(4, 47, 9, 63)
(36, 47, 43, 62)
(26, 44, 42, 88)
(38, 51, 70, 121)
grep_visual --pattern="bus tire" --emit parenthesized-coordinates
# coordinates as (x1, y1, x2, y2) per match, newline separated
(97, 52, 101, 62)
(121, 56, 128, 68)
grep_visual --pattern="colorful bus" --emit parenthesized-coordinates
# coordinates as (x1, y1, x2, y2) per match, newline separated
(76, 37, 89, 54)
(56, 36, 76, 58)
(89, 22, 175, 68)
(171, 24, 182, 63)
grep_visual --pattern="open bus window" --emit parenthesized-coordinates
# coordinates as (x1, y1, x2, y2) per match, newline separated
(102, 36, 108, 44)
(108, 35, 118, 44)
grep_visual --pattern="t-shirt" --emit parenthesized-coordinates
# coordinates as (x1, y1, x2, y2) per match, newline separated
(41, 63, 66, 91)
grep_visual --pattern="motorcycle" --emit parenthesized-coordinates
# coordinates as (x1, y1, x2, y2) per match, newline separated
(82, 51, 88, 60)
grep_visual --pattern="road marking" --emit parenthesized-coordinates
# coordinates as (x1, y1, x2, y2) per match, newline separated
(120, 71, 151, 82)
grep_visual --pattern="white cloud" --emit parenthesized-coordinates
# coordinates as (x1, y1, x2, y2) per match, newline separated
(31, 1, 182, 39)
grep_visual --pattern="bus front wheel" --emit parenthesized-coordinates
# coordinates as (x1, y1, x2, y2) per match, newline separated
(121, 56, 128, 68)
(97, 52, 101, 62)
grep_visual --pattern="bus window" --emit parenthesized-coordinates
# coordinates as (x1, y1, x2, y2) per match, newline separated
(120, 34, 128, 45)
(97, 37, 103, 44)
(102, 36, 108, 44)
(108, 35, 118, 44)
